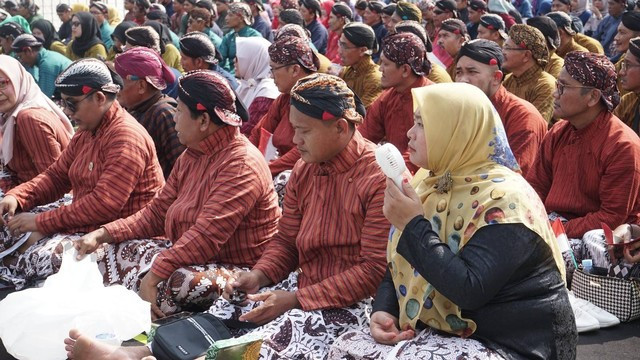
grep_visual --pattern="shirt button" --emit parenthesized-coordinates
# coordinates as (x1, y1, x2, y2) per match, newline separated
(348, 178, 353, 183)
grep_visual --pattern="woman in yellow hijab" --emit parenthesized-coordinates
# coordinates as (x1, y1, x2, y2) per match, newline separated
(329, 83, 577, 359)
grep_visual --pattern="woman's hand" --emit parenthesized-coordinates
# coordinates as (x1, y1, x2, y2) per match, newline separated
(7, 213, 38, 236)
(74, 227, 113, 259)
(370, 311, 415, 345)
(613, 224, 633, 244)
(139, 272, 166, 321)
(624, 240, 640, 264)
(239, 290, 300, 325)
(383, 178, 424, 231)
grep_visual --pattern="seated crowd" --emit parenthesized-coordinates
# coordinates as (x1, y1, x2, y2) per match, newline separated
(0, 0, 640, 359)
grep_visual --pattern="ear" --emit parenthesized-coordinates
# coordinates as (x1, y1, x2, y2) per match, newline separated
(199, 111, 211, 131)
(401, 63, 412, 78)
(493, 70, 504, 84)
(335, 118, 349, 134)
(587, 88, 602, 107)
(94, 91, 108, 106)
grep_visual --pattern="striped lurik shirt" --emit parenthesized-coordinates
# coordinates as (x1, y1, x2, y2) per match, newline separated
(104, 126, 281, 279)
(7, 101, 164, 235)
(6, 108, 70, 187)
(253, 131, 390, 311)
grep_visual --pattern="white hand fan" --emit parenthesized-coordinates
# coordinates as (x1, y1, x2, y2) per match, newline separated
(375, 143, 407, 188)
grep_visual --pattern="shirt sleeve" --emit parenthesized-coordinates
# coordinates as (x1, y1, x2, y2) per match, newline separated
(295, 182, 389, 310)
(358, 95, 385, 144)
(16, 110, 67, 175)
(531, 82, 555, 123)
(7, 137, 76, 212)
(526, 128, 555, 203)
(507, 112, 546, 178)
(564, 140, 640, 238)
(253, 165, 302, 283)
(396, 216, 547, 310)
(103, 159, 180, 243)
(268, 147, 301, 177)
(151, 161, 264, 279)
(372, 267, 400, 318)
(152, 105, 185, 177)
(34, 137, 154, 235)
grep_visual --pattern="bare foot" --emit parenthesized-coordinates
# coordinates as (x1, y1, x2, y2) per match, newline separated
(64, 329, 152, 360)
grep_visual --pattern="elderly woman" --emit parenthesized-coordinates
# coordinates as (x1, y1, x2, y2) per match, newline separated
(235, 36, 280, 135)
(0, 58, 163, 289)
(65, 11, 108, 60)
(73, 70, 281, 318)
(0, 55, 72, 192)
(329, 83, 577, 359)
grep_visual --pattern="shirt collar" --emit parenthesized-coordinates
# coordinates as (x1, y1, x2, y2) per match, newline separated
(128, 92, 164, 116)
(196, 125, 240, 157)
(315, 131, 366, 175)
(93, 101, 122, 137)
(572, 110, 611, 137)
(510, 65, 542, 86)
(490, 84, 508, 104)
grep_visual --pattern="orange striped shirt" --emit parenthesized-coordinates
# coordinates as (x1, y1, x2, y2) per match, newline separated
(7, 108, 70, 186)
(105, 126, 281, 279)
(253, 131, 390, 311)
(7, 101, 164, 235)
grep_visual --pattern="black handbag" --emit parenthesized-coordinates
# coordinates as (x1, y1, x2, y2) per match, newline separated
(151, 313, 231, 360)
(150, 313, 259, 360)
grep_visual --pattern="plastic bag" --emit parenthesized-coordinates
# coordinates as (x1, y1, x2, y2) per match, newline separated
(0, 243, 151, 360)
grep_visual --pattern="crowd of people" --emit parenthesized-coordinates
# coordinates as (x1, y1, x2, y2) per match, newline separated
(0, 0, 639, 358)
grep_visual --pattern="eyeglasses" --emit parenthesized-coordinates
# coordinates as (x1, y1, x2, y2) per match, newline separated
(71, 21, 81, 27)
(270, 63, 296, 72)
(0, 79, 10, 91)
(61, 91, 95, 113)
(621, 61, 640, 71)
(90, 10, 103, 15)
(555, 81, 594, 96)
(502, 45, 527, 51)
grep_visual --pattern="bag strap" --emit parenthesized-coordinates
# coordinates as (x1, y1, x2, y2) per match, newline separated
(221, 318, 260, 330)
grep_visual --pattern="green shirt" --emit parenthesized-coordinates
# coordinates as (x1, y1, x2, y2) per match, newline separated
(27, 48, 72, 98)
(218, 26, 261, 74)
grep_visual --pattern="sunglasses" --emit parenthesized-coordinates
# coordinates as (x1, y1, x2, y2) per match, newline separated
(71, 21, 81, 27)
(433, 9, 445, 14)
(61, 91, 95, 113)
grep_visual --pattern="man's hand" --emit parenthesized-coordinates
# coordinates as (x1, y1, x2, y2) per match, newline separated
(139, 272, 166, 320)
(239, 290, 300, 325)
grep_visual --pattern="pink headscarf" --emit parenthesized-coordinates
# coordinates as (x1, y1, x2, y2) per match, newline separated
(0, 55, 73, 166)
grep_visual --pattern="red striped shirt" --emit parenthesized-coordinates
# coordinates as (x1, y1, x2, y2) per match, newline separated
(527, 111, 640, 238)
(248, 94, 301, 176)
(358, 76, 434, 174)
(7, 102, 164, 235)
(253, 131, 390, 310)
(105, 126, 281, 279)
(7, 108, 70, 185)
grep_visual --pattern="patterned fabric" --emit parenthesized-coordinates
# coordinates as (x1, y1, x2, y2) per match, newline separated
(338, 56, 382, 108)
(228, 3, 253, 26)
(274, 24, 309, 42)
(502, 65, 556, 123)
(0, 194, 74, 289)
(395, 20, 431, 52)
(125, 25, 162, 53)
(328, 328, 504, 359)
(207, 271, 372, 359)
(382, 33, 431, 76)
(290, 73, 363, 124)
(273, 170, 291, 207)
(177, 70, 242, 127)
(527, 111, 640, 238)
(114, 47, 176, 91)
(458, 39, 503, 68)
(104, 126, 280, 279)
(252, 132, 390, 310)
(6, 102, 164, 235)
(440, 18, 468, 36)
(564, 51, 620, 111)
(55, 58, 119, 96)
(268, 35, 319, 72)
(388, 83, 566, 336)
(546, 52, 564, 78)
(242, 96, 275, 136)
(126, 93, 183, 178)
(507, 24, 549, 67)
(614, 92, 640, 135)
